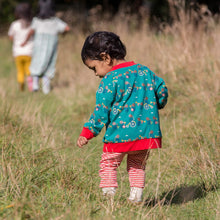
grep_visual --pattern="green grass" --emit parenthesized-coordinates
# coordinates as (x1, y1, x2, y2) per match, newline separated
(0, 24, 220, 220)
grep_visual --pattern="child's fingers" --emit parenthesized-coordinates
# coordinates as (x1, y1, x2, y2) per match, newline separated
(81, 138, 88, 146)
(77, 140, 84, 148)
(77, 140, 82, 148)
(77, 136, 88, 148)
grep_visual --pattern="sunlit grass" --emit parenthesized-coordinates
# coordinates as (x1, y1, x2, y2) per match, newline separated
(0, 13, 219, 219)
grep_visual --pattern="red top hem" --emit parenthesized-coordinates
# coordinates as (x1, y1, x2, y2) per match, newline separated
(80, 126, 162, 152)
(103, 138, 161, 152)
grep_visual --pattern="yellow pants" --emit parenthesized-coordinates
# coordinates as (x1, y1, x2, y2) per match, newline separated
(15, 56, 31, 84)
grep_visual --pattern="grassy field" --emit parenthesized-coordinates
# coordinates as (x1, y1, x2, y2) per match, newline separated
(0, 20, 220, 219)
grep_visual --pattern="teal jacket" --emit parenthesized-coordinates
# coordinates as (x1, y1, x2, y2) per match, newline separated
(84, 63, 168, 144)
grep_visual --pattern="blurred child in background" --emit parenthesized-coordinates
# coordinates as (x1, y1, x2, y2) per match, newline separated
(8, 2, 33, 92)
(22, 0, 70, 94)
(77, 31, 168, 203)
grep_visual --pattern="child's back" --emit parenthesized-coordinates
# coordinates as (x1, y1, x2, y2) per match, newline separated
(30, 16, 68, 79)
(92, 63, 167, 145)
(31, 17, 67, 35)
(9, 19, 33, 58)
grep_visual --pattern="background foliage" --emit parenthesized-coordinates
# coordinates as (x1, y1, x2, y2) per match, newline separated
(0, 0, 219, 30)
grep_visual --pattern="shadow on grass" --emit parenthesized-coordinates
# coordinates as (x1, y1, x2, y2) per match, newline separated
(144, 183, 218, 207)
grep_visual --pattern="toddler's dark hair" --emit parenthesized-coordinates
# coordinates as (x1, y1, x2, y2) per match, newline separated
(81, 31, 126, 64)
(15, 2, 32, 24)
(38, 0, 55, 19)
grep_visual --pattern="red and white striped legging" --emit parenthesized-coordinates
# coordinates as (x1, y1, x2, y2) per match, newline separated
(99, 150, 150, 188)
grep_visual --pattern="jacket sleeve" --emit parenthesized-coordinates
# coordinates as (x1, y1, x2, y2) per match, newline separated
(83, 76, 116, 137)
(80, 127, 94, 140)
(153, 72, 168, 109)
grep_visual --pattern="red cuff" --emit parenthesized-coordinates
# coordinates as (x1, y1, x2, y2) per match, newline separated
(80, 127, 95, 140)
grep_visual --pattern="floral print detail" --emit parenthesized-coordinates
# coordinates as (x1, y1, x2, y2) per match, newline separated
(98, 87, 103, 93)
(130, 121, 136, 128)
(84, 63, 168, 143)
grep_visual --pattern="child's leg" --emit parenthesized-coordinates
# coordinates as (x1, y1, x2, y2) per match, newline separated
(23, 56, 31, 77)
(42, 76, 50, 94)
(23, 56, 32, 91)
(15, 56, 25, 91)
(32, 76, 39, 91)
(26, 76, 33, 92)
(99, 152, 125, 194)
(127, 150, 150, 202)
(127, 150, 149, 187)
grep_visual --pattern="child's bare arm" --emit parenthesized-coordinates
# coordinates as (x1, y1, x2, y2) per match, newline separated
(64, 25, 70, 32)
(21, 29, 34, 47)
(77, 136, 88, 148)
(9, 35, 13, 41)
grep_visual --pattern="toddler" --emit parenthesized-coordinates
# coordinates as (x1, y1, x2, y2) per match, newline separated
(77, 31, 168, 203)
(8, 2, 33, 91)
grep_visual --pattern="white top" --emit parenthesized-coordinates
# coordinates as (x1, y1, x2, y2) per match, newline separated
(31, 17, 67, 35)
(8, 19, 33, 57)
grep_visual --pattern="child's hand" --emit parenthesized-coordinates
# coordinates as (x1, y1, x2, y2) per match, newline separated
(77, 136, 88, 148)
(20, 42, 26, 47)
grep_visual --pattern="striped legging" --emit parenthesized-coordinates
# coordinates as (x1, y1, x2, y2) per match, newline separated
(99, 150, 150, 188)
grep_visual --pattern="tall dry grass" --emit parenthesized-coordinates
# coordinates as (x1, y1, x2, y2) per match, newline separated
(55, 7, 220, 213)
(0, 4, 220, 219)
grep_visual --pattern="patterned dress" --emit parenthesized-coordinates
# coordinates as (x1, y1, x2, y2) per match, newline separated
(30, 17, 67, 78)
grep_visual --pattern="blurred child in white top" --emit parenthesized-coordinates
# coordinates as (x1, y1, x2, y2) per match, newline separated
(8, 2, 33, 91)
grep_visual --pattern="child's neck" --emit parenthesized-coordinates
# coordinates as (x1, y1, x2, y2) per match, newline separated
(112, 59, 126, 67)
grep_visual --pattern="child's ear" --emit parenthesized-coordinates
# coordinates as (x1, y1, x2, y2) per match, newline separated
(100, 53, 111, 64)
